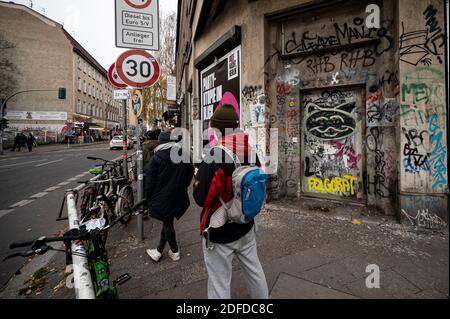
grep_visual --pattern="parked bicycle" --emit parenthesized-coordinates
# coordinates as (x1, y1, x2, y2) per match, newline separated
(3, 200, 147, 299)
(80, 157, 134, 226)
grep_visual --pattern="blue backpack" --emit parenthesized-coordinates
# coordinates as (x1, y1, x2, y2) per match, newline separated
(214, 145, 267, 224)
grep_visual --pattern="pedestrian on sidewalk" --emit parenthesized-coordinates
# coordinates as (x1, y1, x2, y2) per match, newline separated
(11, 132, 26, 152)
(26, 133, 36, 152)
(193, 104, 269, 299)
(10, 133, 20, 152)
(145, 130, 194, 262)
(143, 131, 159, 168)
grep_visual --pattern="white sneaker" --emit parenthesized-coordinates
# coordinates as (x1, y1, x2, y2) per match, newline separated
(146, 249, 162, 262)
(168, 249, 180, 261)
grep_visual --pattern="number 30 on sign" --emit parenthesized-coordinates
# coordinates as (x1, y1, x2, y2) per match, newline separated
(115, 50, 160, 89)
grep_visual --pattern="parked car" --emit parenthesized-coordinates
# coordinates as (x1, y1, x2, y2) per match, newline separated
(110, 135, 133, 150)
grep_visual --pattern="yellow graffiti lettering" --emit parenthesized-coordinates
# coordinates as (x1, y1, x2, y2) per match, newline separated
(308, 176, 357, 195)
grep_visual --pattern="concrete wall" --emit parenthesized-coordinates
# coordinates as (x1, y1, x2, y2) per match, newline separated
(397, 0, 448, 226)
(262, 0, 399, 210)
(177, 0, 448, 224)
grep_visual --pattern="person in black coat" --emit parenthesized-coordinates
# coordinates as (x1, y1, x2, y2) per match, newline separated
(26, 133, 36, 152)
(145, 130, 194, 262)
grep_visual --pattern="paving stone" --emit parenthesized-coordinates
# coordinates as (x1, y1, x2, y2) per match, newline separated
(270, 273, 357, 299)
(345, 269, 421, 299)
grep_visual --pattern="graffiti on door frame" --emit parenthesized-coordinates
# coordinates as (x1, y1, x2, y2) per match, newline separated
(301, 88, 365, 199)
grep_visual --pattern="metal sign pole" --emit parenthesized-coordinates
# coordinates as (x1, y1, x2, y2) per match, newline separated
(136, 147, 144, 241)
(123, 99, 128, 180)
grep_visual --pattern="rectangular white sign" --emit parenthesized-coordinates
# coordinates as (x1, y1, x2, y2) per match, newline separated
(5, 111, 67, 121)
(167, 75, 176, 101)
(115, 0, 160, 51)
(114, 90, 131, 100)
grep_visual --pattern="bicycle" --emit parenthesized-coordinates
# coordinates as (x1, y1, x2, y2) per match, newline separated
(83, 157, 134, 224)
(4, 199, 147, 299)
(79, 157, 123, 218)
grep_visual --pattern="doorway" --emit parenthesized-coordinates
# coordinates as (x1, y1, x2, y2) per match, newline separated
(300, 86, 366, 202)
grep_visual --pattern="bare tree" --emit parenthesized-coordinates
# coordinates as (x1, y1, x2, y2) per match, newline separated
(142, 12, 177, 127)
(0, 33, 18, 99)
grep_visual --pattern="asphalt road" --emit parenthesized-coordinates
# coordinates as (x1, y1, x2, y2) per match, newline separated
(0, 142, 134, 289)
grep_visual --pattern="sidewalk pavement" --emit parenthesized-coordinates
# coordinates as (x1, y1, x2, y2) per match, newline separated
(1, 193, 448, 299)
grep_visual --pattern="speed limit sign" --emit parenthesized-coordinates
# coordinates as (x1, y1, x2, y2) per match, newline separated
(124, 0, 152, 9)
(116, 50, 160, 88)
(108, 63, 127, 89)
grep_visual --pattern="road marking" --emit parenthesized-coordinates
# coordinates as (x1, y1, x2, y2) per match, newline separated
(35, 159, 64, 167)
(0, 159, 48, 169)
(44, 186, 61, 192)
(75, 173, 87, 179)
(30, 192, 48, 199)
(57, 181, 70, 186)
(9, 199, 35, 208)
(0, 157, 21, 162)
(67, 177, 78, 182)
(0, 209, 14, 219)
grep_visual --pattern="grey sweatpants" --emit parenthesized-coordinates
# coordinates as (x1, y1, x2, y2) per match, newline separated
(202, 226, 269, 299)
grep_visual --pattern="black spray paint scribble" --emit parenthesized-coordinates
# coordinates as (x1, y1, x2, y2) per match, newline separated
(284, 17, 392, 56)
(399, 5, 445, 66)
(304, 91, 357, 140)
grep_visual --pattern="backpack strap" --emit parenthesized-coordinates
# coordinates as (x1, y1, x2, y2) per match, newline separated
(213, 145, 241, 168)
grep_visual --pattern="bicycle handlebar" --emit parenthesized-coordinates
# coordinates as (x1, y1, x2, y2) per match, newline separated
(5, 199, 147, 261)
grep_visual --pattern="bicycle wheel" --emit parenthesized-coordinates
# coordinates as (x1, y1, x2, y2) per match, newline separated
(80, 187, 96, 220)
(116, 186, 134, 224)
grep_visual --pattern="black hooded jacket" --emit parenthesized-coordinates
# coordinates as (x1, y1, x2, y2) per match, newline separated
(145, 143, 194, 221)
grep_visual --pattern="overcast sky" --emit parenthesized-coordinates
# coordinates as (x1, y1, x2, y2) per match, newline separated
(1, 0, 177, 69)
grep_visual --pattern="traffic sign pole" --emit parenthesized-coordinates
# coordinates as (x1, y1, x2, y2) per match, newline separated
(123, 99, 128, 181)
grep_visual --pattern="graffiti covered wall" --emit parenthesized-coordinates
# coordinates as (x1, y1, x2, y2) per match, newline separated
(398, 0, 448, 226)
(259, 0, 400, 211)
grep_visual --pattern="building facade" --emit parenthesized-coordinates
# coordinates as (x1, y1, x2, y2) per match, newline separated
(176, 0, 449, 226)
(0, 2, 121, 143)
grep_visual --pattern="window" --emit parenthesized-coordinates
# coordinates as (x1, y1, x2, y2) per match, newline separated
(78, 78, 82, 91)
(83, 81, 87, 93)
(77, 57, 81, 70)
(84, 62, 87, 73)
(83, 102, 87, 114)
(77, 100, 81, 113)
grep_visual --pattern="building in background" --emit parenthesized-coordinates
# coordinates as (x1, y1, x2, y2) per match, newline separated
(0, 2, 121, 144)
(176, 0, 448, 226)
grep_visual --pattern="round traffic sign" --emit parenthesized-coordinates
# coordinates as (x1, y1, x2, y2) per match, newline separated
(108, 63, 127, 89)
(124, 0, 152, 9)
(116, 50, 160, 88)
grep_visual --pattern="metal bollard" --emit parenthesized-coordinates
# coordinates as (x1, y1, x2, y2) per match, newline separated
(136, 149, 144, 240)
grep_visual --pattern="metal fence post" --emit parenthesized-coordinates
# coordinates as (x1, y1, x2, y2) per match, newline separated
(136, 148, 144, 240)
(66, 190, 95, 299)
